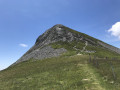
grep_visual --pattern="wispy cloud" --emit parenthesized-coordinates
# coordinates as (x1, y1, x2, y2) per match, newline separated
(108, 22, 120, 40)
(19, 43, 28, 48)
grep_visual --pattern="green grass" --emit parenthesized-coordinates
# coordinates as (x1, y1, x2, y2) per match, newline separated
(86, 45, 120, 58)
(89, 57, 120, 90)
(1, 52, 120, 89)
(51, 41, 85, 51)
(0, 54, 112, 90)
(51, 40, 120, 58)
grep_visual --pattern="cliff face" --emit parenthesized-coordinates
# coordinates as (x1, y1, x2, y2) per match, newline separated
(13, 24, 120, 65)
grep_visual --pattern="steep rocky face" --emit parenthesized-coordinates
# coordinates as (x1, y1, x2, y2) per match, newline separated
(34, 24, 98, 50)
(15, 46, 67, 64)
(35, 24, 83, 47)
(13, 24, 120, 65)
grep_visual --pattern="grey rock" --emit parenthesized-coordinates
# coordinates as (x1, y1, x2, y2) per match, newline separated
(14, 46, 67, 64)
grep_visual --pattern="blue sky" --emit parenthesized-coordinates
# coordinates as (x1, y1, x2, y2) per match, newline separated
(0, 0, 120, 70)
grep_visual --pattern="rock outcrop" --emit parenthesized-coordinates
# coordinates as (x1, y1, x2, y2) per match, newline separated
(15, 46, 66, 64)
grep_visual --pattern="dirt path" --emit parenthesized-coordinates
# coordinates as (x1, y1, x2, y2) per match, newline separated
(82, 41, 88, 52)
(78, 61, 105, 90)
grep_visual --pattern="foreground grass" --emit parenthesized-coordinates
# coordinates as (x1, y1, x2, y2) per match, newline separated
(89, 57, 120, 90)
(0, 55, 108, 90)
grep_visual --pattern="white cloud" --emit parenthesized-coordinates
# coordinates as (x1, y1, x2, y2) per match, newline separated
(19, 43, 28, 47)
(108, 22, 120, 39)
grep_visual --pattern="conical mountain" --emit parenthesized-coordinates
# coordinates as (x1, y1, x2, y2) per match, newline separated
(14, 24, 120, 65)
(1, 24, 120, 90)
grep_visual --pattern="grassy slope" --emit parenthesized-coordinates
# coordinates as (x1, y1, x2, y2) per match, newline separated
(86, 45, 120, 58)
(0, 55, 114, 90)
(89, 57, 120, 90)
(51, 41, 120, 58)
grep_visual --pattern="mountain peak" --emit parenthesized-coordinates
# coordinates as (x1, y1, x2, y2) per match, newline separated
(35, 24, 81, 46)
(53, 24, 64, 27)
(52, 24, 64, 32)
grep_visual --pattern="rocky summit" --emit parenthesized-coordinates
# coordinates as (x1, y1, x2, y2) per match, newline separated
(13, 24, 120, 65)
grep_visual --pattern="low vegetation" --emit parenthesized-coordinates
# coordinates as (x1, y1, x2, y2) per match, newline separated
(51, 41, 85, 50)
(89, 56, 120, 90)
(1, 52, 120, 90)
(86, 45, 120, 58)
(51, 41, 120, 58)
(0, 54, 108, 90)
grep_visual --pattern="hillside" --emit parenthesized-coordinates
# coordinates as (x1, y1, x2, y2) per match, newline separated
(1, 24, 120, 90)
(0, 55, 111, 89)
(1, 55, 120, 90)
